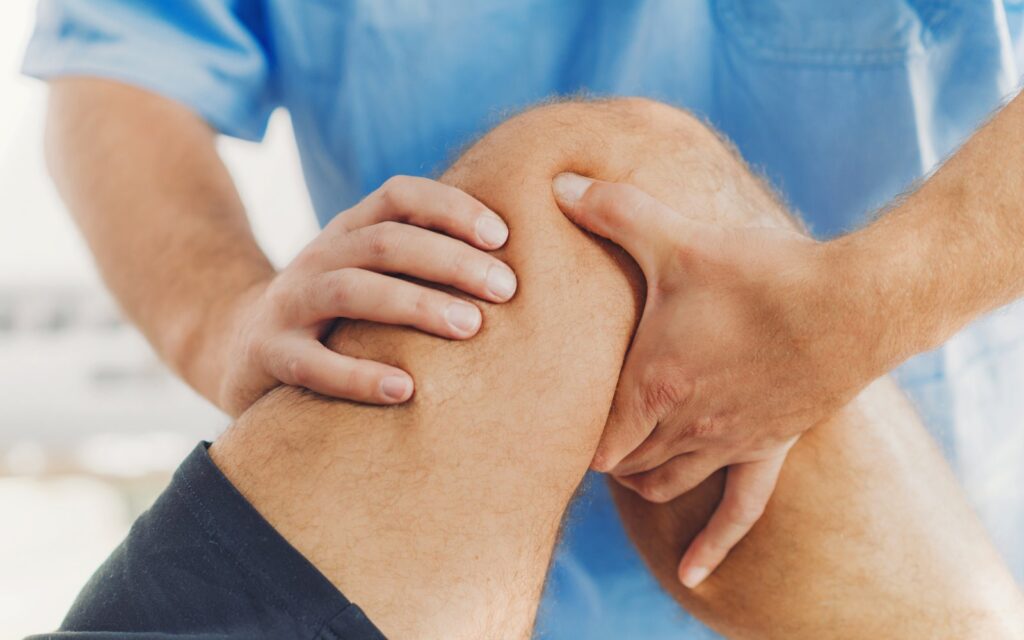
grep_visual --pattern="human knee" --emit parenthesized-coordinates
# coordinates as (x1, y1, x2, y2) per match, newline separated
(450, 97, 791, 235)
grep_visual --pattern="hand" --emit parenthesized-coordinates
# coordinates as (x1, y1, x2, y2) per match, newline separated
(217, 175, 517, 416)
(553, 173, 876, 588)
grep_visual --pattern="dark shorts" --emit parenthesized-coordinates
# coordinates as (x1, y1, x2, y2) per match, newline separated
(26, 442, 386, 640)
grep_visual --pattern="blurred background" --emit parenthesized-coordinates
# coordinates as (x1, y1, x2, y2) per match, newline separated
(0, 4, 318, 636)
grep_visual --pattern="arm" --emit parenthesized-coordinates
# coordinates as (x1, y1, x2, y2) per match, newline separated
(46, 77, 273, 406)
(835, 91, 1024, 369)
(46, 77, 515, 415)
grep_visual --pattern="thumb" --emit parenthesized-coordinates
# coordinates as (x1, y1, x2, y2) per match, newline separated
(592, 343, 659, 472)
(552, 173, 679, 276)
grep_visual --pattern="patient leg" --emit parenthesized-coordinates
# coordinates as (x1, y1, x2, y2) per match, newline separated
(503, 99, 1024, 638)
(212, 98, 1024, 640)
(210, 126, 645, 637)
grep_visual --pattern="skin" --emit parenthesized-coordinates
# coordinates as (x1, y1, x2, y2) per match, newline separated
(213, 98, 1024, 639)
(49, 75, 1024, 582)
(557, 92, 1024, 583)
(44, 77, 515, 416)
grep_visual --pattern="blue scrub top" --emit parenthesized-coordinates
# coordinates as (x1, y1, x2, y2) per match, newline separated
(24, 2, 1024, 638)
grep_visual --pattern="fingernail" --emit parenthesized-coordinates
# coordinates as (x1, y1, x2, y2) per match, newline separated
(476, 214, 509, 247)
(486, 264, 517, 300)
(381, 375, 412, 401)
(552, 172, 593, 206)
(445, 301, 481, 334)
(680, 565, 710, 589)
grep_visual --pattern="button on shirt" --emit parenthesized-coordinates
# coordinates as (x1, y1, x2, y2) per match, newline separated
(24, 2, 1024, 638)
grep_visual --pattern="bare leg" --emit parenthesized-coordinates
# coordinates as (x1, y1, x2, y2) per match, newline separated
(210, 110, 645, 638)
(211, 98, 1024, 639)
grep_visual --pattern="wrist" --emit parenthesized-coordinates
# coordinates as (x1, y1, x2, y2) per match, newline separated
(805, 239, 892, 386)
(823, 210, 947, 378)
(164, 275, 272, 405)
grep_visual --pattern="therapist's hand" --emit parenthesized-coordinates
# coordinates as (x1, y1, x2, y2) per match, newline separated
(217, 176, 516, 416)
(553, 173, 877, 588)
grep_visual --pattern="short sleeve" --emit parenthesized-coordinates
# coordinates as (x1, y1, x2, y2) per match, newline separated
(22, 0, 277, 141)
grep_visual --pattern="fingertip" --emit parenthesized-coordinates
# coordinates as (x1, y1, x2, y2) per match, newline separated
(679, 563, 710, 589)
(552, 172, 593, 210)
(444, 301, 483, 336)
(475, 213, 509, 248)
(380, 374, 414, 402)
(485, 264, 517, 301)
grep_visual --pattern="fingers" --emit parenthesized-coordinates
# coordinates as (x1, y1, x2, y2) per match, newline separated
(337, 175, 509, 250)
(614, 452, 720, 504)
(340, 221, 517, 303)
(590, 347, 660, 472)
(293, 268, 484, 339)
(268, 337, 414, 405)
(612, 418, 699, 477)
(552, 173, 681, 275)
(676, 454, 787, 589)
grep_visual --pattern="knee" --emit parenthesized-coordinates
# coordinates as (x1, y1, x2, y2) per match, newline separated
(456, 97, 790, 234)
(457, 97, 717, 183)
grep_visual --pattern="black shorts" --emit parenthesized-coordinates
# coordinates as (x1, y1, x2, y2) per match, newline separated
(26, 442, 386, 640)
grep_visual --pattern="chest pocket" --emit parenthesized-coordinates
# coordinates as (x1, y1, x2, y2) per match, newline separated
(713, 0, 957, 66)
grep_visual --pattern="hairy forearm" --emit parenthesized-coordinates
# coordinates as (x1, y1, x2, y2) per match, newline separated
(832, 91, 1024, 372)
(45, 77, 274, 402)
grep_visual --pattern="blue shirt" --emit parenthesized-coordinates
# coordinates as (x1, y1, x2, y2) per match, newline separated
(24, 2, 1024, 638)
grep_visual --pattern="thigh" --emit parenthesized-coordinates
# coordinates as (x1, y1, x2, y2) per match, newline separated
(611, 381, 1024, 639)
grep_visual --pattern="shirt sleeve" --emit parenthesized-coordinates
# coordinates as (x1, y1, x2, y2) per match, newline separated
(21, 0, 277, 141)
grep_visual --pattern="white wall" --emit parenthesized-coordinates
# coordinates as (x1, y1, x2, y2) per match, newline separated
(0, 4, 320, 636)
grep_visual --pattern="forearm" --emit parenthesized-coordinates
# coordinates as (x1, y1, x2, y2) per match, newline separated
(832, 91, 1024, 372)
(45, 77, 274, 402)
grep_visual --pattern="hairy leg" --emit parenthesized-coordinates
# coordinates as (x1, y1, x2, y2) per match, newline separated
(504, 99, 1023, 638)
(209, 111, 646, 638)
(611, 381, 1024, 639)
(212, 98, 1023, 639)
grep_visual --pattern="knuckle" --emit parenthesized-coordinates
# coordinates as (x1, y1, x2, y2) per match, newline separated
(589, 181, 638, 211)
(287, 357, 310, 387)
(448, 249, 476, 282)
(610, 182, 645, 206)
(687, 415, 718, 440)
(263, 280, 290, 311)
(365, 222, 402, 258)
(378, 176, 412, 210)
(327, 278, 350, 309)
(266, 283, 303, 324)
(639, 375, 689, 419)
(381, 174, 412, 194)
(412, 288, 435, 317)
(332, 269, 360, 301)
